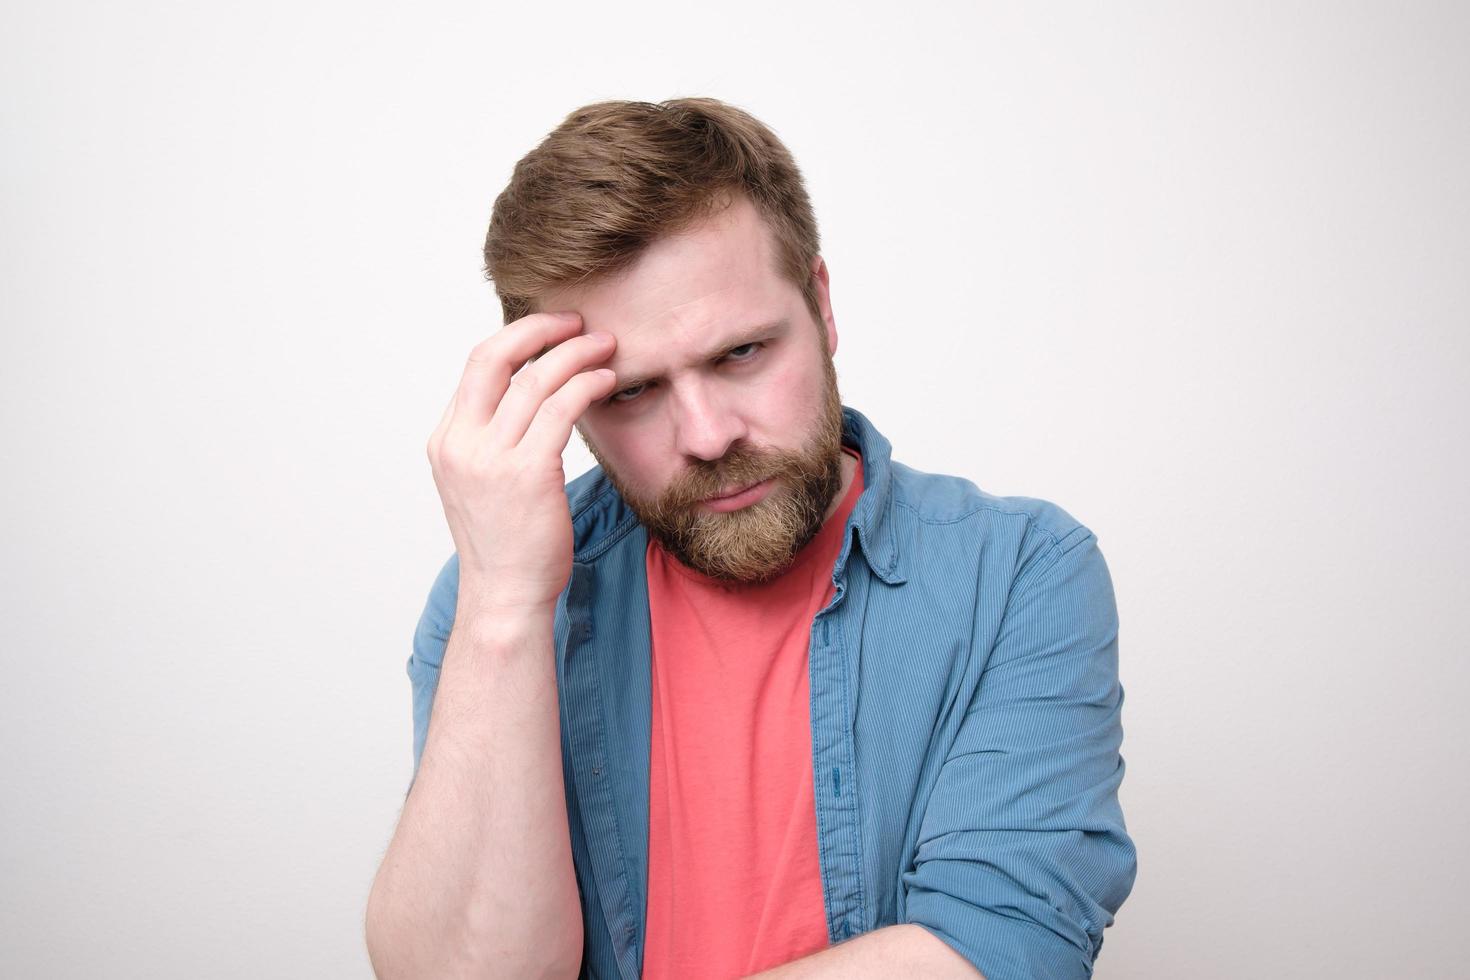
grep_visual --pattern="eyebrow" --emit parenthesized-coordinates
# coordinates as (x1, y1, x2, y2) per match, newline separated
(608, 317, 791, 390)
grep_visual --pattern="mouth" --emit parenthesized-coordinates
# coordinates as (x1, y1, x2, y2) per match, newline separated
(700, 477, 776, 513)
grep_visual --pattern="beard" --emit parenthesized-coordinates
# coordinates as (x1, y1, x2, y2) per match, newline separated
(580, 348, 847, 585)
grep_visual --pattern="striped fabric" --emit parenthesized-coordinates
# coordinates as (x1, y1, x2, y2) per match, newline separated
(406, 406, 1136, 980)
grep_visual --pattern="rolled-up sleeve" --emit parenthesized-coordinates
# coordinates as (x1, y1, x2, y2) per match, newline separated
(901, 528, 1137, 980)
(405, 552, 460, 791)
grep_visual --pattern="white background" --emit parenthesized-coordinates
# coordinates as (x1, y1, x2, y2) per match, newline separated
(3, 2, 1467, 977)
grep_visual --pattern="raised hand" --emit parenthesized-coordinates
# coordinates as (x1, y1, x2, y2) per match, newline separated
(426, 311, 617, 618)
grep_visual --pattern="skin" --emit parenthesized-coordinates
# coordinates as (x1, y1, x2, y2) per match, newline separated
(365, 310, 619, 980)
(544, 192, 858, 541)
(545, 193, 979, 976)
(364, 192, 978, 979)
(743, 923, 982, 979)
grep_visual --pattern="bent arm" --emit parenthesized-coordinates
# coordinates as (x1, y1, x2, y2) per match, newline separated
(744, 924, 982, 979)
(901, 529, 1136, 979)
(365, 601, 582, 980)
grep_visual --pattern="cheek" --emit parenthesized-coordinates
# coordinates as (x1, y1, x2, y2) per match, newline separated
(633, 450, 676, 492)
(598, 424, 677, 493)
(761, 357, 829, 422)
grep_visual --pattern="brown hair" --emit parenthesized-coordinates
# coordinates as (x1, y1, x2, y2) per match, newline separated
(483, 97, 823, 327)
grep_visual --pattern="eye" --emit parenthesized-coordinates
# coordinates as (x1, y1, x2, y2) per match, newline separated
(722, 341, 763, 362)
(609, 381, 648, 404)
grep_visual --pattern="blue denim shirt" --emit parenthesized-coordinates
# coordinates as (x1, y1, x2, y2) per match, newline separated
(406, 406, 1136, 980)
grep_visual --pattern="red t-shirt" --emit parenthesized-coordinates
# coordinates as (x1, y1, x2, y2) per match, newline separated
(641, 449, 864, 979)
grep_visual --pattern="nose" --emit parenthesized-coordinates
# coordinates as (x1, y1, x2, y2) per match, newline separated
(671, 377, 747, 463)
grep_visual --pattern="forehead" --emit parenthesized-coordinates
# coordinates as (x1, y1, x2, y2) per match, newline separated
(541, 194, 795, 361)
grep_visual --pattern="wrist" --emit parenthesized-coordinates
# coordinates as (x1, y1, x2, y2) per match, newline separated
(453, 592, 556, 645)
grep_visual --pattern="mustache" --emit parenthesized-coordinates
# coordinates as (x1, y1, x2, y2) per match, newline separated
(657, 446, 788, 510)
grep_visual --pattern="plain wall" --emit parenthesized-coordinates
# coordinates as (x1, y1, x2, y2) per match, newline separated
(3, 2, 1466, 976)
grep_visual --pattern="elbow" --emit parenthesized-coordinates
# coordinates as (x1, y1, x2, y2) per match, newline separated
(364, 871, 584, 980)
(546, 938, 585, 980)
(363, 870, 408, 979)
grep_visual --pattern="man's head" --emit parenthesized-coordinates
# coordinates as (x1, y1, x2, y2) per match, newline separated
(483, 98, 847, 584)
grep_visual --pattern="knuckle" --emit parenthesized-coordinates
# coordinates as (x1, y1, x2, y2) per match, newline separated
(466, 336, 498, 364)
(433, 440, 461, 470)
(436, 437, 478, 470)
(539, 397, 568, 423)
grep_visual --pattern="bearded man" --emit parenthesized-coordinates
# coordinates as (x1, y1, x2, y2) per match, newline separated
(365, 98, 1136, 980)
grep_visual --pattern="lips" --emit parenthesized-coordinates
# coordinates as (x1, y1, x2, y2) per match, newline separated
(697, 476, 777, 513)
(708, 480, 763, 501)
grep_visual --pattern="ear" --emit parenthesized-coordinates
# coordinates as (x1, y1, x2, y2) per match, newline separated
(809, 254, 838, 356)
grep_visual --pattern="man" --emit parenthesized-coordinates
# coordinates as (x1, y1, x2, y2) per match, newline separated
(365, 98, 1136, 980)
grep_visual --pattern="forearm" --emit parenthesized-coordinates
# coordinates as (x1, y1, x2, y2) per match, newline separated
(743, 924, 982, 980)
(366, 603, 581, 980)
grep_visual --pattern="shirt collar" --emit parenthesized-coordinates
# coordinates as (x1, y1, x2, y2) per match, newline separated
(837, 404, 907, 585)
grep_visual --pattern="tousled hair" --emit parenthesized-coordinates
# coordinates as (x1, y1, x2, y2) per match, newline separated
(483, 97, 823, 327)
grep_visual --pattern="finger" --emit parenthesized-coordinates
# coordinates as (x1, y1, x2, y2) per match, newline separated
(448, 312, 586, 432)
(486, 330, 616, 447)
(517, 368, 619, 460)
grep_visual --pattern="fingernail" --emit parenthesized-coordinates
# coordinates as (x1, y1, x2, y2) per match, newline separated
(555, 311, 581, 320)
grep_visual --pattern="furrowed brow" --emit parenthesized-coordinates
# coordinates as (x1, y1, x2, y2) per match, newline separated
(696, 317, 791, 360)
(611, 317, 791, 388)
